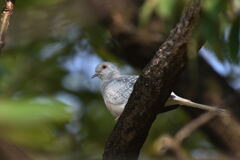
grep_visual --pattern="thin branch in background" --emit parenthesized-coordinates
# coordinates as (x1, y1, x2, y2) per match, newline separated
(153, 135, 192, 160)
(153, 112, 221, 160)
(0, 0, 15, 52)
(175, 111, 217, 144)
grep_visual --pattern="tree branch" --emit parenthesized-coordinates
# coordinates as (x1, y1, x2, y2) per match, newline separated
(0, 0, 15, 52)
(153, 135, 191, 160)
(175, 111, 217, 144)
(152, 112, 228, 160)
(103, 0, 201, 159)
(90, 0, 240, 156)
(178, 56, 240, 158)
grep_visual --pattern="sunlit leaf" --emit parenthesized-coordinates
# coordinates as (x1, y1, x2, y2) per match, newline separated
(203, 0, 227, 17)
(156, 0, 177, 19)
(0, 98, 71, 125)
(139, 0, 158, 25)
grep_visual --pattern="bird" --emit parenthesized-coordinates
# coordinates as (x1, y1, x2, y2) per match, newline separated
(92, 62, 225, 120)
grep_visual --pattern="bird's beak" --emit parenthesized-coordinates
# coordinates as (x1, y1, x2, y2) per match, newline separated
(91, 73, 99, 79)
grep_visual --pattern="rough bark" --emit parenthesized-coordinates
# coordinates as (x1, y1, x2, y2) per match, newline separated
(86, 0, 240, 157)
(103, 1, 201, 159)
(86, 0, 240, 156)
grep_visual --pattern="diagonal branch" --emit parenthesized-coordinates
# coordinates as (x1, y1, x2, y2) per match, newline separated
(0, 0, 15, 52)
(153, 135, 192, 160)
(152, 112, 223, 160)
(175, 111, 217, 144)
(103, 0, 201, 159)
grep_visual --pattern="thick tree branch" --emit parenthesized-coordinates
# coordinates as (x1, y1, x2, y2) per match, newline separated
(90, 0, 240, 155)
(103, 0, 201, 159)
(0, 0, 15, 52)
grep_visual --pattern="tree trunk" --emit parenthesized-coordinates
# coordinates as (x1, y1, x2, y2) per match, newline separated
(103, 1, 201, 159)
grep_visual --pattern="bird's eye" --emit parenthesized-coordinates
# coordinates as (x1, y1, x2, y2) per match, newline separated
(102, 65, 107, 69)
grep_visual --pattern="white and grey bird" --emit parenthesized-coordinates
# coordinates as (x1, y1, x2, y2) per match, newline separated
(92, 62, 225, 120)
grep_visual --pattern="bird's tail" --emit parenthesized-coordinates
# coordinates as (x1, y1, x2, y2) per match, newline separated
(166, 93, 225, 112)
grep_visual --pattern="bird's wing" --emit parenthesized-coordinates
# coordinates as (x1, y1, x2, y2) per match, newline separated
(103, 75, 138, 105)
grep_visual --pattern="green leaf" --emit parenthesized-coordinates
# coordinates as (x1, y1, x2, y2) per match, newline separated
(139, 0, 177, 25)
(0, 98, 72, 151)
(228, 16, 240, 63)
(156, 0, 177, 19)
(139, 0, 158, 25)
(203, 0, 227, 17)
(0, 98, 71, 126)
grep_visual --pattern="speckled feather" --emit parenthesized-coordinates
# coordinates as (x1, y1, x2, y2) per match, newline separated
(94, 62, 224, 119)
(101, 75, 138, 105)
(101, 75, 138, 117)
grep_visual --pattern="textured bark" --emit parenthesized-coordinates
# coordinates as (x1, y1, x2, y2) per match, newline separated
(87, 0, 240, 157)
(103, 1, 201, 159)
(87, 0, 240, 156)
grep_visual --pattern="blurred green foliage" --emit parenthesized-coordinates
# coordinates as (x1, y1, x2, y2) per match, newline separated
(0, 0, 238, 159)
(0, 98, 72, 151)
(228, 16, 240, 63)
(140, 0, 240, 64)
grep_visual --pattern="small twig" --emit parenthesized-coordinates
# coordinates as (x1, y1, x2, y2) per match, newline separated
(175, 111, 217, 143)
(153, 135, 192, 160)
(0, 0, 15, 52)
(153, 112, 219, 159)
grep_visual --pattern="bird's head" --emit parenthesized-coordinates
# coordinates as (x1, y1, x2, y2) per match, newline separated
(92, 62, 121, 80)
